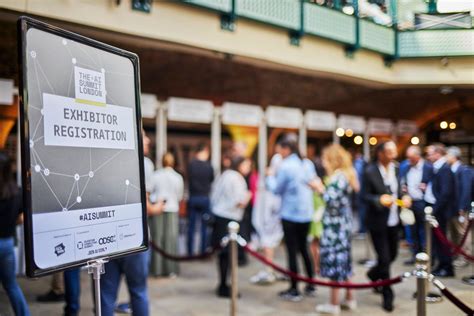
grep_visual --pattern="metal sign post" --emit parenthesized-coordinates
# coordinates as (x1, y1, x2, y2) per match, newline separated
(87, 258, 108, 316)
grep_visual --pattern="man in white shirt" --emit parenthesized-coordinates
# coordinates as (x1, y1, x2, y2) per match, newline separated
(401, 146, 433, 264)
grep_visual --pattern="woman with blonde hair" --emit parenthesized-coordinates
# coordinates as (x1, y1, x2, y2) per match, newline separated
(314, 144, 359, 315)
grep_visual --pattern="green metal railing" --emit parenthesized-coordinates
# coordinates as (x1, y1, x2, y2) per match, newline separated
(183, 0, 474, 59)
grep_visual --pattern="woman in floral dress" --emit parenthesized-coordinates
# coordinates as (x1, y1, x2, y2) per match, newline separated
(314, 144, 360, 315)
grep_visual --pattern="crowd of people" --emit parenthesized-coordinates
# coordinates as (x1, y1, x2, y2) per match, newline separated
(1, 132, 473, 316)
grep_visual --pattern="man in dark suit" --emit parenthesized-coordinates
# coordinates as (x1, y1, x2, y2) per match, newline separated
(364, 141, 411, 312)
(425, 143, 455, 277)
(400, 145, 434, 264)
(446, 146, 473, 268)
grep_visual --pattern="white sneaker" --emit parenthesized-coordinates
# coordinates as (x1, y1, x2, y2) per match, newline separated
(249, 270, 276, 285)
(315, 304, 341, 315)
(341, 299, 357, 310)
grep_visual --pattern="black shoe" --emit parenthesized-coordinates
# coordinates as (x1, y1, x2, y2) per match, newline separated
(216, 285, 241, 298)
(278, 288, 303, 302)
(367, 271, 382, 294)
(382, 289, 394, 312)
(115, 302, 132, 314)
(403, 258, 415, 266)
(373, 286, 383, 295)
(217, 285, 231, 298)
(432, 269, 455, 278)
(37, 290, 65, 302)
(304, 284, 317, 297)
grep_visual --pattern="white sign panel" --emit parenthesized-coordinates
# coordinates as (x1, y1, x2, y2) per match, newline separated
(167, 97, 214, 123)
(43, 93, 135, 150)
(222, 102, 263, 126)
(337, 115, 366, 134)
(0, 78, 14, 105)
(266, 106, 303, 129)
(140, 93, 158, 119)
(397, 120, 418, 135)
(305, 110, 336, 131)
(33, 203, 143, 268)
(368, 118, 394, 135)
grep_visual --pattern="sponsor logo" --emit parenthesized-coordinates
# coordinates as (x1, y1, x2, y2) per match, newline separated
(54, 243, 66, 256)
(98, 235, 116, 245)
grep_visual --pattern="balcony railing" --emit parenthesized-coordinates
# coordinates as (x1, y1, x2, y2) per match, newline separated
(183, 0, 474, 59)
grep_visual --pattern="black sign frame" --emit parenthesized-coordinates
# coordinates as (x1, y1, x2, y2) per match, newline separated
(17, 16, 149, 277)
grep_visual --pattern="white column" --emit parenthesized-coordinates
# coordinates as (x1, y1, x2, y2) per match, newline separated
(155, 102, 167, 168)
(333, 115, 340, 144)
(333, 130, 340, 144)
(363, 126, 370, 162)
(299, 122, 307, 157)
(211, 107, 221, 175)
(258, 117, 268, 184)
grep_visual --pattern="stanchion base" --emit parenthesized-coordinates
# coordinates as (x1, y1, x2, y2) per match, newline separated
(461, 275, 474, 286)
(412, 291, 443, 303)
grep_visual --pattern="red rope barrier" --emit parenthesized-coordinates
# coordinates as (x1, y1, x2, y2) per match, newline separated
(149, 241, 219, 261)
(439, 286, 474, 315)
(432, 226, 474, 262)
(242, 244, 404, 289)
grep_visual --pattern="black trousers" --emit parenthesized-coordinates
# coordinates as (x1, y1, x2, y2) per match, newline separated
(368, 226, 399, 296)
(432, 216, 453, 272)
(282, 219, 313, 290)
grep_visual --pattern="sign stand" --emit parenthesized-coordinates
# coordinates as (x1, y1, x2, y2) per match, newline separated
(87, 258, 108, 316)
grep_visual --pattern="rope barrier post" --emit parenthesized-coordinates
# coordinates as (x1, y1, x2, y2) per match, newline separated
(228, 221, 240, 316)
(462, 202, 474, 286)
(422, 206, 442, 302)
(415, 253, 429, 316)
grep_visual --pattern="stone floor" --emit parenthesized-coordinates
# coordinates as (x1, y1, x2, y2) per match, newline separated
(1, 238, 473, 316)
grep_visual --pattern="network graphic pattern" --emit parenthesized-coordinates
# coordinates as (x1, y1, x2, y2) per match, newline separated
(28, 36, 139, 212)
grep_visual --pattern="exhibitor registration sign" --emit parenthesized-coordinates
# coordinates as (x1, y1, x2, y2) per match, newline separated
(18, 17, 148, 277)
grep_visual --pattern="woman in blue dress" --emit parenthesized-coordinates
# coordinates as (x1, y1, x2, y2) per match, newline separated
(314, 144, 359, 315)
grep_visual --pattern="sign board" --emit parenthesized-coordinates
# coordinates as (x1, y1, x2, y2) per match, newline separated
(266, 106, 303, 129)
(396, 120, 418, 136)
(140, 93, 158, 119)
(368, 118, 394, 135)
(0, 78, 14, 105)
(18, 17, 148, 277)
(167, 97, 213, 123)
(305, 110, 336, 131)
(337, 115, 366, 134)
(222, 102, 263, 127)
